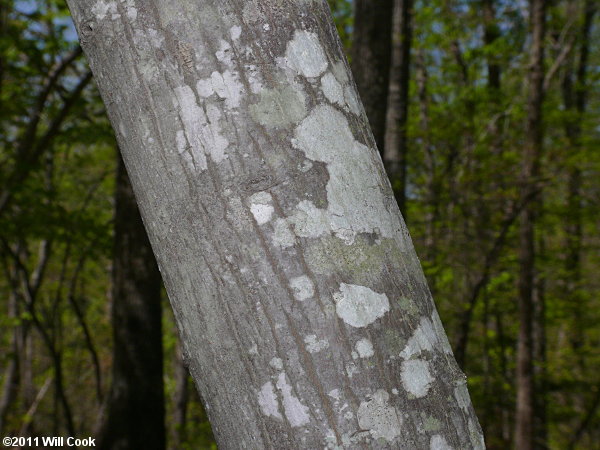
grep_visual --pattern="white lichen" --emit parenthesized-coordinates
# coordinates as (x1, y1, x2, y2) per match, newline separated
(346, 362, 359, 378)
(292, 105, 403, 244)
(91, 0, 117, 20)
(355, 338, 374, 358)
(230, 25, 242, 40)
(269, 357, 283, 370)
(357, 390, 402, 441)
(454, 383, 471, 412)
(245, 64, 264, 94)
(174, 85, 228, 169)
(249, 191, 274, 225)
(287, 200, 330, 240)
(124, 0, 137, 20)
(400, 316, 438, 359)
(344, 85, 362, 116)
(258, 381, 282, 420)
(468, 418, 486, 449)
(334, 283, 390, 328)
(304, 334, 329, 353)
(272, 218, 296, 248)
(215, 39, 234, 67)
(431, 309, 454, 355)
(284, 30, 328, 78)
(276, 373, 310, 427)
(401, 359, 434, 398)
(196, 70, 244, 109)
(321, 72, 344, 105)
(430, 434, 453, 450)
(290, 275, 315, 301)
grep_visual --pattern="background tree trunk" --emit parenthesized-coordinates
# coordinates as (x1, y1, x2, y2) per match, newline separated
(66, 1, 484, 448)
(99, 154, 165, 450)
(351, 0, 394, 155)
(516, 0, 546, 449)
(171, 341, 190, 449)
(384, 0, 413, 217)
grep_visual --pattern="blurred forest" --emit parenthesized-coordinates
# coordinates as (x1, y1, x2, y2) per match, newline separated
(0, 0, 598, 449)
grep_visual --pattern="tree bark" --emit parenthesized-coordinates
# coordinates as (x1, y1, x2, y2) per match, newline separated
(172, 341, 190, 448)
(562, 0, 595, 365)
(66, 1, 484, 448)
(384, 0, 413, 216)
(99, 155, 165, 450)
(350, 0, 394, 155)
(516, 0, 546, 449)
(482, 0, 500, 91)
(0, 290, 19, 432)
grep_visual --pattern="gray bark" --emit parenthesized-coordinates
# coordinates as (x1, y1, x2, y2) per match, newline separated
(66, 1, 484, 448)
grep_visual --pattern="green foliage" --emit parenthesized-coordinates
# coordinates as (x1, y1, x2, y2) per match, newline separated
(1, 0, 599, 449)
(403, 0, 600, 448)
(327, 0, 353, 51)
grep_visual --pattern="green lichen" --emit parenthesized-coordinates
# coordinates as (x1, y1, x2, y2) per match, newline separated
(249, 84, 306, 128)
(383, 328, 406, 355)
(396, 296, 419, 318)
(304, 235, 402, 284)
(421, 413, 441, 432)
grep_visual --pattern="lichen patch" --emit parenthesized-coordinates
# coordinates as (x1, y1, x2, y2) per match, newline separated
(293, 105, 403, 244)
(334, 283, 390, 328)
(355, 338, 374, 358)
(357, 390, 402, 441)
(401, 359, 434, 398)
(290, 275, 315, 301)
(276, 373, 310, 427)
(91, 0, 117, 21)
(430, 434, 453, 450)
(304, 334, 329, 353)
(250, 84, 307, 128)
(257, 381, 282, 420)
(284, 30, 328, 78)
(321, 72, 344, 105)
(249, 191, 274, 225)
(174, 85, 228, 169)
(399, 316, 438, 359)
(196, 70, 244, 109)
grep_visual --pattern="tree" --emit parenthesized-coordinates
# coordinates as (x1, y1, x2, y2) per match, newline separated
(350, 0, 394, 155)
(64, 1, 486, 447)
(98, 154, 165, 450)
(516, 0, 546, 449)
(384, 0, 413, 216)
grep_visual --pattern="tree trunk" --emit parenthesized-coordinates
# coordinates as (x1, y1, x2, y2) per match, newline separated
(482, 0, 500, 91)
(66, 1, 484, 448)
(384, 0, 413, 216)
(0, 290, 20, 432)
(99, 155, 165, 450)
(172, 341, 190, 448)
(532, 240, 547, 450)
(350, 0, 394, 155)
(516, 0, 546, 449)
(562, 0, 595, 366)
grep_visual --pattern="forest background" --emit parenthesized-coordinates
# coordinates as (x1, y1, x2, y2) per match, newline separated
(0, 0, 598, 449)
